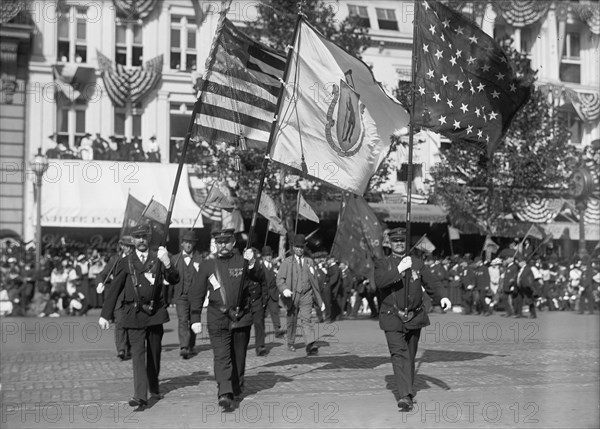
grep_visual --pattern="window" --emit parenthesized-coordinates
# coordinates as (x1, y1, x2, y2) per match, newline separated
(170, 16, 197, 71)
(56, 102, 86, 148)
(376, 8, 398, 31)
(57, 6, 87, 63)
(560, 32, 581, 83)
(170, 103, 199, 163)
(348, 5, 370, 28)
(114, 107, 142, 141)
(115, 22, 143, 67)
(563, 111, 583, 144)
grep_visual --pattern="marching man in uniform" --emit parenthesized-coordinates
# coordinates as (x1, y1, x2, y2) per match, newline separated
(374, 227, 451, 411)
(189, 229, 265, 411)
(98, 224, 179, 411)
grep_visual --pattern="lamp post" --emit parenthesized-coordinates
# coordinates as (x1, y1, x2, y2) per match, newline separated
(31, 148, 49, 272)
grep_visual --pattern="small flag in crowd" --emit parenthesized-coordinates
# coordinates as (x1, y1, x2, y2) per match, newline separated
(193, 15, 286, 149)
(142, 197, 168, 224)
(413, 234, 436, 254)
(297, 192, 319, 223)
(222, 208, 245, 233)
(523, 223, 546, 241)
(258, 192, 286, 234)
(448, 225, 461, 240)
(482, 235, 499, 253)
(52, 64, 96, 102)
(331, 194, 385, 286)
(269, 17, 410, 195)
(413, 1, 531, 155)
(121, 193, 164, 247)
(204, 180, 236, 211)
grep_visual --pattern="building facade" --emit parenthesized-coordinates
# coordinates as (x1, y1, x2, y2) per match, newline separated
(0, 0, 598, 246)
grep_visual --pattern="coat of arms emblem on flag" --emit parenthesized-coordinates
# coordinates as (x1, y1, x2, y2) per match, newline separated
(326, 71, 366, 157)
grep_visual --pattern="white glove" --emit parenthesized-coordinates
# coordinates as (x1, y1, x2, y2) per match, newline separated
(99, 317, 110, 330)
(320, 302, 326, 312)
(397, 256, 412, 274)
(467, 285, 474, 290)
(440, 297, 452, 310)
(191, 322, 202, 334)
(282, 289, 292, 298)
(157, 246, 170, 268)
(243, 248, 255, 267)
(96, 282, 105, 294)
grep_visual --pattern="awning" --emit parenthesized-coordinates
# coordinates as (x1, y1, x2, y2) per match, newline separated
(41, 160, 202, 228)
(369, 203, 448, 224)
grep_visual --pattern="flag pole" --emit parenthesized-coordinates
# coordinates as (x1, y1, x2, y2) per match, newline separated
(232, 13, 305, 322)
(294, 191, 301, 234)
(400, 0, 421, 321)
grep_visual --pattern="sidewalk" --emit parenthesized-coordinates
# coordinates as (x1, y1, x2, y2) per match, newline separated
(1, 309, 598, 428)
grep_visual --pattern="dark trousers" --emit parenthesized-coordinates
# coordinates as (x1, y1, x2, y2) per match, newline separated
(514, 291, 537, 317)
(579, 288, 594, 314)
(351, 291, 378, 317)
(251, 305, 266, 351)
(322, 285, 332, 320)
(127, 324, 164, 401)
(208, 324, 251, 397)
(499, 293, 514, 316)
(266, 298, 281, 331)
(175, 297, 196, 350)
(114, 307, 130, 354)
(385, 329, 421, 399)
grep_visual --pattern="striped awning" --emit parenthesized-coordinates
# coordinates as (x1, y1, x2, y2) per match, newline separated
(369, 203, 448, 224)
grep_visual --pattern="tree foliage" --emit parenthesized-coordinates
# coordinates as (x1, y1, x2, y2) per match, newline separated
(428, 37, 579, 234)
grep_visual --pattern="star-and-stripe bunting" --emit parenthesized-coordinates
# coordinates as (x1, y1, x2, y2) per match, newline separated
(192, 16, 286, 150)
(96, 50, 163, 107)
(513, 196, 566, 224)
(413, 1, 531, 156)
(495, 1, 551, 28)
(112, 0, 158, 21)
(565, 89, 600, 123)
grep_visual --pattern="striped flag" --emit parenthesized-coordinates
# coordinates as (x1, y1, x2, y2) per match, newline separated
(193, 15, 286, 150)
(142, 197, 168, 224)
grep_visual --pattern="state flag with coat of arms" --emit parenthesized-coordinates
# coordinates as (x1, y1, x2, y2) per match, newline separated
(269, 17, 410, 195)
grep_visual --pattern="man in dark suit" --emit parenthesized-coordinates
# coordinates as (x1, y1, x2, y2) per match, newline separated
(515, 255, 541, 319)
(96, 236, 136, 360)
(324, 255, 344, 322)
(501, 254, 519, 317)
(276, 234, 325, 355)
(98, 224, 179, 411)
(189, 229, 265, 411)
(374, 227, 451, 412)
(259, 246, 285, 341)
(170, 230, 203, 359)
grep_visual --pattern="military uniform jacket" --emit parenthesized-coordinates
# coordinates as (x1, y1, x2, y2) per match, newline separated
(374, 255, 445, 332)
(101, 251, 179, 328)
(189, 251, 264, 330)
(276, 255, 324, 308)
(325, 263, 343, 298)
(517, 263, 542, 297)
(170, 251, 203, 300)
(503, 263, 519, 295)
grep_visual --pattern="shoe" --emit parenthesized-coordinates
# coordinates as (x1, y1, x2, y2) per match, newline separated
(128, 398, 148, 408)
(305, 342, 318, 356)
(180, 348, 190, 359)
(218, 394, 233, 410)
(275, 330, 285, 339)
(529, 314, 537, 319)
(150, 392, 164, 400)
(397, 396, 413, 412)
(117, 351, 126, 360)
(256, 347, 267, 356)
(287, 344, 296, 352)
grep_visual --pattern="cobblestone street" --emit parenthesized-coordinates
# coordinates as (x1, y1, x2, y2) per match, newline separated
(1, 309, 599, 428)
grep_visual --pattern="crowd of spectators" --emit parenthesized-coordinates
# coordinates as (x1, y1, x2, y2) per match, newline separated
(2, 237, 599, 320)
(43, 132, 161, 163)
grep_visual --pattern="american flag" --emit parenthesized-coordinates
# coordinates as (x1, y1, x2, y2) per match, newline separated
(413, 1, 531, 155)
(193, 16, 286, 150)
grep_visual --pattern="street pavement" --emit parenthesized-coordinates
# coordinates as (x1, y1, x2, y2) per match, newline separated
(1, 307, 599, 428)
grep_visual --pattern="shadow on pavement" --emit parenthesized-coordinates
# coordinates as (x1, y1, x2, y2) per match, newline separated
(262, 354, 390, 369)
(159, 370, 212, 396)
